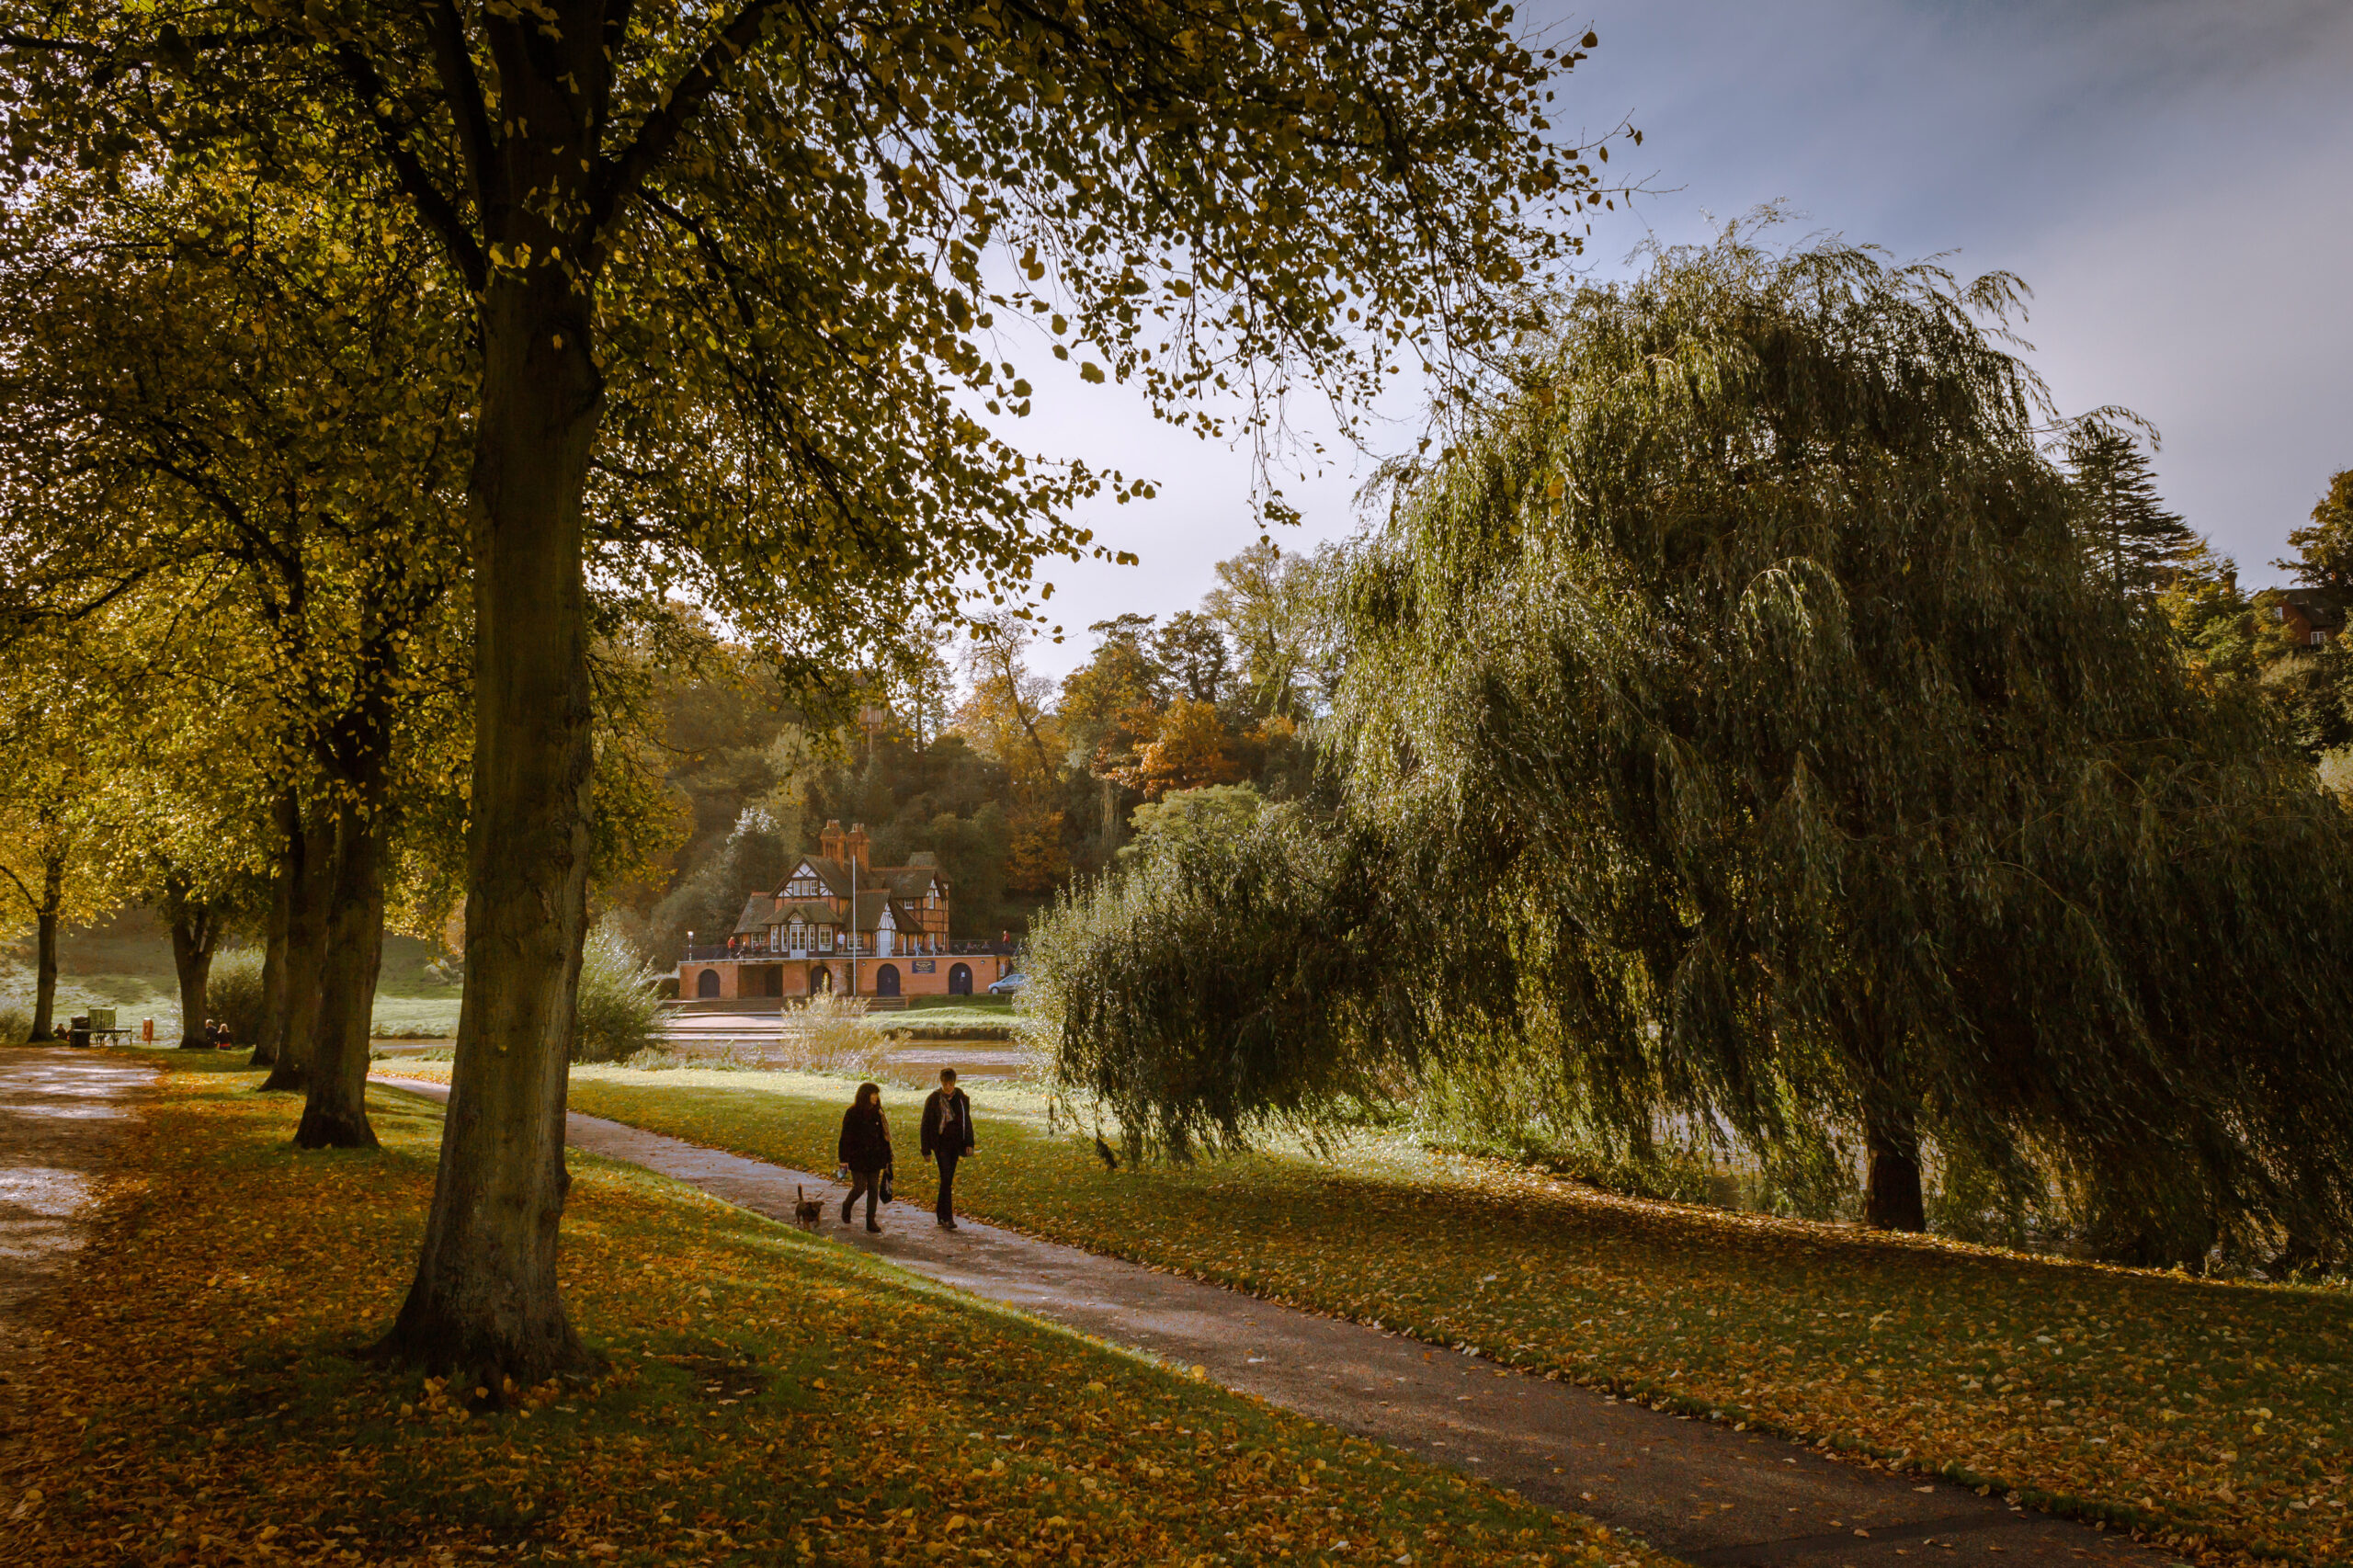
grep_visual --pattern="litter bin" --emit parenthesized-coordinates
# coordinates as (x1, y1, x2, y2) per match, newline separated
(67, 1014, 90, 1050)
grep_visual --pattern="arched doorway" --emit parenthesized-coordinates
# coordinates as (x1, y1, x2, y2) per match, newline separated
(876, 963, 901, 997)
(808, 963, 832, 994)
(949, 963, 972, 995)
(696, 969, 721, 999)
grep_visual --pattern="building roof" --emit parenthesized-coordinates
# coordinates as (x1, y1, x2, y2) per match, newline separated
(881, 867, 943, 900)
(792, 856, 856, 897)
(733, 893, 932, 938)
(2281, 587, 2348, 631)
(845, 899, 926, 933)
(778, 855, 946, 902)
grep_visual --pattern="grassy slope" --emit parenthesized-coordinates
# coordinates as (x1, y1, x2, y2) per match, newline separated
(443, 1064, 2353, 1566)
(6, 1053, 1656, 1568)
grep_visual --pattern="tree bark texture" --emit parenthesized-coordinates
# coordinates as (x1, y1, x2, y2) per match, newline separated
(250, 791, 300, 1069)
(1863, 1105, 1927, 1233)
(297, 701, 392, 1150)
(31, 852, 62, 1042)
(259, 807, 334, 1093)
(379, 257, 601, 1384)
(165, 873, 220, 1051)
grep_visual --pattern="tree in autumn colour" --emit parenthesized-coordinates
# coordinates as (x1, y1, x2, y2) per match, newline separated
(75, 589, 280, 1051)
(2275, 467, 2353, 593)
(0, 159, 474, 1144)
(1034, 232, 2353, 1267)
(3, 0, 1619, 1383)
(1104, 697, 1248, 800)
(0, 631, 123, 1041)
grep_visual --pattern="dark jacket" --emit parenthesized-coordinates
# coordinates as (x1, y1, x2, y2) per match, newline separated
(921, 1087, 975, 1159)
(837, 1104, 892, 1175)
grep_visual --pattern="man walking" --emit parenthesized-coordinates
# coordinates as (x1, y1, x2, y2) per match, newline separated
(920, 1068, 976, 1230)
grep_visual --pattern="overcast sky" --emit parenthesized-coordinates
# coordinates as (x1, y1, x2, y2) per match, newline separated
(1002, 0, 2353, 677)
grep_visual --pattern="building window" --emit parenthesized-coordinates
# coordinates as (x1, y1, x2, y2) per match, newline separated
(2315, 631, 2329, 648)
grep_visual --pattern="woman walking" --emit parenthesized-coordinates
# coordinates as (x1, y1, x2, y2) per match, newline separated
(837, 1082, 892, 1233)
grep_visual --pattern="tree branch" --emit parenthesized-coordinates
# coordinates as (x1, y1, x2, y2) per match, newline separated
(331, 42, 488, 293)
(587, 0, 785, 233)
(424, 0, 499, 209)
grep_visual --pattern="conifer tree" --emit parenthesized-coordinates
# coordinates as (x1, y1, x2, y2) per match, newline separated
(2065, 422, 2197, 597)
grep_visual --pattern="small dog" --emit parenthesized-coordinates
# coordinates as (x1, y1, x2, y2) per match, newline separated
(792, 1185, 825, 1229)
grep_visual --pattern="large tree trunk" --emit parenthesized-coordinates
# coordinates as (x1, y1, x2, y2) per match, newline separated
(250, 791, 300, 1068)
(1863, 1104, 1927, 1233)
(297, 704, 392, 1150)
(165, 872, 220, 1051)
(378, 256, 602, 1386)
(259, 806, 333, 1093)
(31, 851, 62, 1042)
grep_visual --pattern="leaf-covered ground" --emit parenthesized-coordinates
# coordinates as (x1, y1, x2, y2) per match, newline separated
(1, 1055, 1670, 1568)
(493, 1064, 2353, 1566)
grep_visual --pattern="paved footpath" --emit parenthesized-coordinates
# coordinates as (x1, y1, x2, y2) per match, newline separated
(380, 1075, 2178, 1568)
(0, 1047, 154, 1429)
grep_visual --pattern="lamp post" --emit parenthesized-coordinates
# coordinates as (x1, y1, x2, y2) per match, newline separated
(846, 843, 858, 998)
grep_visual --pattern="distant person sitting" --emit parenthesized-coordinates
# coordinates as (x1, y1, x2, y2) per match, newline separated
(836, 1082, 892, 1233)
(920, 1068, 976, 1231)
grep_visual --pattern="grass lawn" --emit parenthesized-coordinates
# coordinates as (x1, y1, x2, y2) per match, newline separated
(868, 1003, 1017, 1038)
(6, 1054, 1662, 1568)
(416, 1063, 2353, 1566)
(900, 996, 1014, 1016)
(369, 994, 463, 1037)
(2, 908, 461, 1039)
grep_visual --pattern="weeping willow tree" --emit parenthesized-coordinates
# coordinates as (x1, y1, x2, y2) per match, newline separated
(1031, 231, 2353, 1267)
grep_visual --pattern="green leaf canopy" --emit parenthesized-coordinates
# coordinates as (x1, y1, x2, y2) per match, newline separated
(1035, 233, 2353, 1263)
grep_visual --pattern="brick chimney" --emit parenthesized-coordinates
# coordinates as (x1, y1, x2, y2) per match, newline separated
(845, 822, 871, 870)
(819, 820, 845, 861)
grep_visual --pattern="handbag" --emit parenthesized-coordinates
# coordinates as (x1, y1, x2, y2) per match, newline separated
(879, 1156, 895, 1205)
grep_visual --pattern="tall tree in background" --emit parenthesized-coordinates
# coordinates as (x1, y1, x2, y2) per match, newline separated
(2276, 468, 2353, 591)
(1154, 611, 1233, 706)
(1204, 538, 1344, 718)
(2064, 421, 2196, 597)
(957, 617, 1068, 894)
(1036, 232, 2353, 1264)
(2160, 540, 2259, 685)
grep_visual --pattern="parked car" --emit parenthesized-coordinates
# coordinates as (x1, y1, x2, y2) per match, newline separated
(987, 971, 1029, 996)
